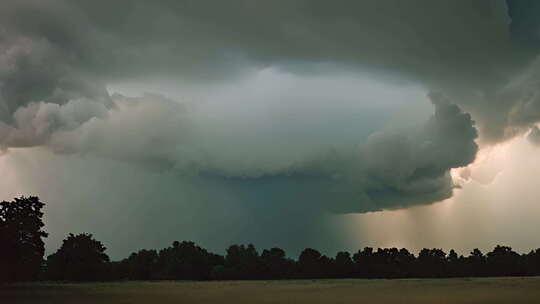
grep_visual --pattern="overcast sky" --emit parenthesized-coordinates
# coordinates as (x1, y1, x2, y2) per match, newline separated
(1, 0, 540, 259)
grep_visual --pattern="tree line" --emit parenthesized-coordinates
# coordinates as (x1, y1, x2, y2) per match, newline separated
(3, 196, 540, 282)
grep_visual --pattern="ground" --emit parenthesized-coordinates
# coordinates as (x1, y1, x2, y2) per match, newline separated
(3, 277, 540, 304)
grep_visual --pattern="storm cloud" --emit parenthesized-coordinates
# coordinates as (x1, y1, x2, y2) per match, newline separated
(1, 0, 540, 255)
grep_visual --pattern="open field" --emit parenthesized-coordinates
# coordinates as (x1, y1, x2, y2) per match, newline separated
(3, 277, 540, 304)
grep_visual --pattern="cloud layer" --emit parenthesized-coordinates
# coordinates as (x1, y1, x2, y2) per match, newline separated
(0, 0, 539, 217)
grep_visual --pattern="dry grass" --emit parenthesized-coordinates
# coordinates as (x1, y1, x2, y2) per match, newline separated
(3, 277, 540, 304)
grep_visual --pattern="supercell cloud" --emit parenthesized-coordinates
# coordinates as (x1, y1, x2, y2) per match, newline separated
(1, 0, 540, 255)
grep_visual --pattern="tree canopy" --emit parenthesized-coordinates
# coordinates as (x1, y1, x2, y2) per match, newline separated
(3, 195, 540, 283)
(46, 233, 110, 281)
(0, 196, 47, 282)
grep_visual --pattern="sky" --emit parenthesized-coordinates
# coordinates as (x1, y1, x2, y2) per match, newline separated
(1, 0, 540, 259)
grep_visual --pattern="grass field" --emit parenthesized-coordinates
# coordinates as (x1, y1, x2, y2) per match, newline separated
(3, 277, 540, 304)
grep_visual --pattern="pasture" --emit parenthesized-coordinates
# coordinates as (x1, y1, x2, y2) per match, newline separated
(3, 277, 540, 304)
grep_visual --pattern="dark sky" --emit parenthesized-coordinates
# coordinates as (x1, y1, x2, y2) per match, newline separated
(1, 0, 540, 259)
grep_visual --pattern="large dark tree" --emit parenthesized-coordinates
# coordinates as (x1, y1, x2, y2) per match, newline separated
(334, 251, 354, 278)
(122, 249, 159, 280)
(0, 196, 48, 282)
(416, 248, 447, 277)
(154, 241, 223, 280)
(353, 247, 375, 278)
(466, 248, 487, 276)
(221, 244, 264, 280)
(260, 247, 294, 279)
(486, 245, 523, 276)
(45, 233, 110, 281)
(298, 248, 332, 278)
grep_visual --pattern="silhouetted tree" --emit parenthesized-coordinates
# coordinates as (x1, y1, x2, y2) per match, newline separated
(486, 245, 523, 276)
(298, 248, 332, 278)
(524, 248, 540, 276)
(334, 251, 354, 278)
(416, 248, 447, 277)
(155, 241, 224, 280)
(123, 249, 158, 280)
(260, 248, 295, 279)
(396, 248, 416, 277)
(223, 244, 264, 280)
(466, 248, 487, 276)
(9, 194, 540, 282)
(369, 247, 416, 278)
(352, 247, 375, 278)
(45, 233, 110, 281)
(446, 249, 462, 277)
(0, 196, 48, 282)
(373, 248, 399, 277)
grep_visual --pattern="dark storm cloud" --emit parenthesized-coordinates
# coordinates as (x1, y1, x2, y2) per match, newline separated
(1, 0, 538, 139)
(0, 1, 524, 83)
(192, 98, 477, 213)
(0, 0, 538, 214)
(357, 100, 478, 211)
